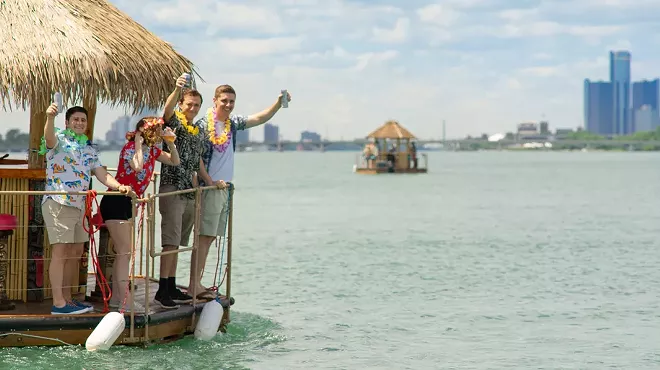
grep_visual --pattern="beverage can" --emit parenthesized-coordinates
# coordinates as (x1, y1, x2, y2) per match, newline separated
(280, 89, 288, 108)
(54, 92, 63, 113)
(182, 73, 191, 88)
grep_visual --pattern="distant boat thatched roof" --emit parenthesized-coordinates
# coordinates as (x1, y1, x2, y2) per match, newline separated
(366, 120, 416, 140)
(0, 0, 200, 113)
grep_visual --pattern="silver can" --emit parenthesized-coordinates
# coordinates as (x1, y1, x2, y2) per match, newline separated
(182, 73, 191, 88)
(280, 89, 288, 108)
(54, 92, 63, 113)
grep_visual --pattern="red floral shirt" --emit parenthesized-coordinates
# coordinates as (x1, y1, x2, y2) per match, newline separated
(111, 141, 162, 198)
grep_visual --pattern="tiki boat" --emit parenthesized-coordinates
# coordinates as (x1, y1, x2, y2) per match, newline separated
(0, 0, 235, 348)
(354, 120, 428, 174)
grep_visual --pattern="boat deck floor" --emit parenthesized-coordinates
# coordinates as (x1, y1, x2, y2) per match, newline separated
(2, 275, 199, 317)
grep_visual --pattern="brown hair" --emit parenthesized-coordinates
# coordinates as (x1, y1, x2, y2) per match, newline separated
(129, 116, 163, 147)
(178, 89, 203, 104)
(214, 84, 236, 98)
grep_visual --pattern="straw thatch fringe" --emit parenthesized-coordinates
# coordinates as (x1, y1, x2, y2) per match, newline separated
(0, 0, 202, 113)
(366, 120, 417, 140)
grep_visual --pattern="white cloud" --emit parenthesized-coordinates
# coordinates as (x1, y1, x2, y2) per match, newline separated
(417, 4, 459, 26)
(353, 50, 399, 71)
(152, 0, 284, 35)
(372, 17, 410, 43)
(214, 37, 303, 57)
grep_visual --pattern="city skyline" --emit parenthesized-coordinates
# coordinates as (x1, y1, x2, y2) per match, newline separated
(2, 1, 660, 141)
(584, 50, 660, 136)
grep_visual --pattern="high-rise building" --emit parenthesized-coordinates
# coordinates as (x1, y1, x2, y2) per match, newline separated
(264, 123, 279, 144)
(610, 51, 631, 134)
(235, 129, 249, 144)
(105, 115, 132, 143)
(632, 79, 659, 132)
(300, 130, 321, 143)
(584, 80, 614, 135)
(634, 105, 660, 132)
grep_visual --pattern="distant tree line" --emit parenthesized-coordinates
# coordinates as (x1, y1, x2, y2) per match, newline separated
(0, 129, 30, 152)
(565, 127, 660, 141)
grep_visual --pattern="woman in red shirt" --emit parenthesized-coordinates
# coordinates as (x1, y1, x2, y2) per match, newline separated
(99, 116, 180, 313)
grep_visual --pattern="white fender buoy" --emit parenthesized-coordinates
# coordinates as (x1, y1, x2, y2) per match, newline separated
(85, 312, 126, 351)
(194, 299, 223, 340)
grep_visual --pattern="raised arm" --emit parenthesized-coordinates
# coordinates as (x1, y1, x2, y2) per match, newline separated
(129, 132, 145, 172)
(163, 74, 188, 121)
(246, 90, 292, 129)
(44, 103, 59, 149)
(157, 128, 181, 166)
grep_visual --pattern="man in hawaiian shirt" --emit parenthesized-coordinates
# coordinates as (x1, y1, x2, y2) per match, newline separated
(155, 74, 205, 309)
(42, 103, 132, 315)
(190, 85, 291, 299)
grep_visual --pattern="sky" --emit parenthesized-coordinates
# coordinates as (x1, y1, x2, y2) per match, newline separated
(3, 0, 660, 141)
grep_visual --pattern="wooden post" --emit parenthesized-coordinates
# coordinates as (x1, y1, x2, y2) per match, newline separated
(83, 95, 98, 139)
(28, 103, 47, 169)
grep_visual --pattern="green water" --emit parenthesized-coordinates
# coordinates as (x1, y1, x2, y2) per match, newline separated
(2, 151, 660, 369)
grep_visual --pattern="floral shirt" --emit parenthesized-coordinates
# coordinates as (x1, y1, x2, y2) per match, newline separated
(112, 141, 162, 198)
(159, 113, 205, 199)
(43, 129, 102, 209)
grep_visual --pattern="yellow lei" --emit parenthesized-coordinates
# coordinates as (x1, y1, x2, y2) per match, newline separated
(174, 110, 200, 136)
(206, 108, 231, 146)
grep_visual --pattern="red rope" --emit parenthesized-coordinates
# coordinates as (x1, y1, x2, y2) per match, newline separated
(82, 190, 111, 313)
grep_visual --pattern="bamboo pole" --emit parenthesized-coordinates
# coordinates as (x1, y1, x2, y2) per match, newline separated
(144, 194, 152, 342)
(16, 184, 24, 301)
(21, 186, 29, 302)
(129, 196, 136, 339)
(6, 180, 14, 300)
(225, 186, 234, 320)
(190, 187, 202, 326)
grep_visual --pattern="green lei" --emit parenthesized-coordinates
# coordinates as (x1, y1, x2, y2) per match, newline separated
(38, 128, 89, 155)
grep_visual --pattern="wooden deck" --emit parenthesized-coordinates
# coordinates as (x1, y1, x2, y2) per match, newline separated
(0, 274, 230, 347)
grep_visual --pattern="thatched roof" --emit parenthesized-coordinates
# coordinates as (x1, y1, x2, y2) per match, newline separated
(366, 120, 416, 140)
(0, 0, 201, 113)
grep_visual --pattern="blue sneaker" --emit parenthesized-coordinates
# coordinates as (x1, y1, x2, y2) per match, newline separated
(71, 299, 94, 313)
(51, 303, 89, 315)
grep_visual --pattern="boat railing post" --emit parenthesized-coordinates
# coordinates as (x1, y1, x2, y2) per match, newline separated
(225, 185, 234, 323)
(129, 194, 137, 339)
(139, 204, 144, 277)
(191, 186, 202, 327)
(144, 194, 153, 343)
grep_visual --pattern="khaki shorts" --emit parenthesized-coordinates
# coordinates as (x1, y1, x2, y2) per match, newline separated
(159, 185, 195, 247)
(200, 188, 229, 237)
(42, 198, 88, 244)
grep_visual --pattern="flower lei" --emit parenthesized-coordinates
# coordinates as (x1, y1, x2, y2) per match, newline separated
(38, 128, 89, 155)
(174, 110, 199, 136)
(125, 117, 165, 141)
(206, 108, 232, 152)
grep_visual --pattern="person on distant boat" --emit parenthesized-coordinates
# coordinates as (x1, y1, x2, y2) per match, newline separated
(191, 85, 292, 300)
(155, 74, 206, 309)
(41, 103, 132, 315)
(408, 141, 418, 169)
(363, 142, 377, 168)
(99, 117, 180, 313)
(386, 143, 397, 171)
